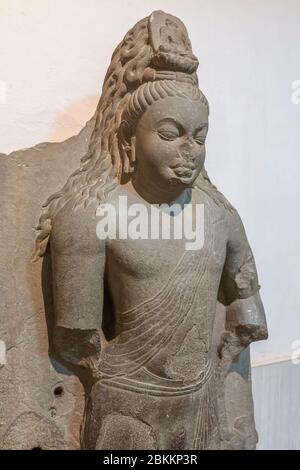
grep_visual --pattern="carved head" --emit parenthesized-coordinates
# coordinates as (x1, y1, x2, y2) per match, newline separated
(119, 80, 209, 192)
(35, 11, 233, 258)
(109, 10, 209, 190)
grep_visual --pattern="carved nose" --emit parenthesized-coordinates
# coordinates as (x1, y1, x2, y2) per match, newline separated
(180, 149, 196, 162)
(189, 152, 196, 162)
(181, 138, 195, 154)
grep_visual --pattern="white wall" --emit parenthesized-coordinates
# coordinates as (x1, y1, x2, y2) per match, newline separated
(1, 0, 300, 366)
(252, 360, 300, 449)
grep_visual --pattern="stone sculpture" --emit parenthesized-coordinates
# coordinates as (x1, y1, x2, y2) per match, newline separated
(33, 10, 268, 450)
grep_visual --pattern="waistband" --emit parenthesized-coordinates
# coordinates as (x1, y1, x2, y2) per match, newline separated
(99, 359, 214, 397)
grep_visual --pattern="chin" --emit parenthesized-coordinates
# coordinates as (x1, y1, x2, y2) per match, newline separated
(171, 173, 197, 188)
(162, 168, 198, 191)
(179, 176, 196, 186)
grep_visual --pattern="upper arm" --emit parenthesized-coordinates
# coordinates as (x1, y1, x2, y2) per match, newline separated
(50, 202, 106, 331)
(218, 212, 260, 306)
(218, 211, 267, 336)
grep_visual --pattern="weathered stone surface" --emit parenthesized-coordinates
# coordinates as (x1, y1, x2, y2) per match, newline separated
(0, 10, 267, 450)
(0, 119, 94, 449)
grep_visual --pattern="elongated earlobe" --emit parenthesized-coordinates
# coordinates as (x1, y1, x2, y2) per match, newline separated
(118, 121, 137, 177)
(130, 136, 136, 164)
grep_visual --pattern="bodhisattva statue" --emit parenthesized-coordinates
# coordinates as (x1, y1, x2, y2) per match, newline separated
(35, 11, 268, 450)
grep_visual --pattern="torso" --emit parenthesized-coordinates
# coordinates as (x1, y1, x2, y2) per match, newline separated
(99, 184, 229, 382)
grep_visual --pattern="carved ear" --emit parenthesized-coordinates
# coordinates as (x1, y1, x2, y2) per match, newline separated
(118, 121, 131, 174)
(119, 120, 130, 150)
(118, 121, 136, 175)
(130, 136, 136, 165)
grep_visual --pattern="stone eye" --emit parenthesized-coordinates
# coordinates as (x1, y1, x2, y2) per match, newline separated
(195, 137, 205, 145)
(194, 131, 206, 145)
(158, 128, 180, 141)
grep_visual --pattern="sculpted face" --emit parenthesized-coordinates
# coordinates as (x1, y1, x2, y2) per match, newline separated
(133, 95, 209, 197)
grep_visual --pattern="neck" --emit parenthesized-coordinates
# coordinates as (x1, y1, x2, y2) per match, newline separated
(131, 173, 189, 205)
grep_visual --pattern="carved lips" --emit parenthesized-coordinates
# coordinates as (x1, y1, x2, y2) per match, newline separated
(170, 158, 196, 182)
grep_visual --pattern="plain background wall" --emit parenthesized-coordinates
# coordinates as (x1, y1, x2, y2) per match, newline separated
(0, 0, 300, 367)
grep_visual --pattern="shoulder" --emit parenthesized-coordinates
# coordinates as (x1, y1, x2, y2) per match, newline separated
(50, 199, 105, 255)
(195, 183, 249, 248)
(192, 185, 240, 233)
(193, 172, 239, 232)
(225, 208, 248, 244)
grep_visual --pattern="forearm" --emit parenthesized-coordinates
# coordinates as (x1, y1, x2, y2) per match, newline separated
(53, 325, 101, 370)
(226, 291, 268, 343)
(218, 292, 268, 363)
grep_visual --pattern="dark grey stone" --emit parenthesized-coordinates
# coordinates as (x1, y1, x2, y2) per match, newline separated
(0, 10, 268, 450)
